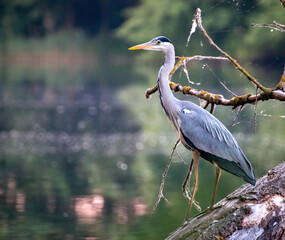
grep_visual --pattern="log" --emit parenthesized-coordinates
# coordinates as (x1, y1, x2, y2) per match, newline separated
(167, 162, 285, 240)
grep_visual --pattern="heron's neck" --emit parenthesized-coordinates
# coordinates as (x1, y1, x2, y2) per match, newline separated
(157, 45, 179, 125)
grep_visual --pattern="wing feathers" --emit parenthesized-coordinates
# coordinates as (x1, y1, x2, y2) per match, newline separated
(179, 102, 255, 184)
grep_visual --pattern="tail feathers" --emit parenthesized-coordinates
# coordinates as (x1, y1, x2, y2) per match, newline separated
(201, 151, 256, 186)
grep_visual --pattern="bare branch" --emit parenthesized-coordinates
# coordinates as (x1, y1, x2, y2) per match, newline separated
(252, 21, 285, 33)
(146, 82, 285, 109)
(170, 55, 229, 79)
(145, 84, 158, 99)
(274, 21, 285, 29)
(217, 80, 238, 97)
(148, 139, 180, 222)
(210, 103, 216, 114)
(194, 8, 272, 95)
(231, 105, 244, 126)
(182, 160, 201, 212)
(144, 9, 285, 109)
(167, 162, 285, 240)
(254, 87, 258, 131)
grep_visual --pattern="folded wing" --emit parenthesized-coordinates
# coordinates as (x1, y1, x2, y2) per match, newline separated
(178, 101, 255, 185)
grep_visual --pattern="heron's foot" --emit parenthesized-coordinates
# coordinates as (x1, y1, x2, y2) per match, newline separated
(195, 205, 222, 218)
(183, 205, 222, 222)
(181, 205, 221, 227)
(181, 219, 190, 228)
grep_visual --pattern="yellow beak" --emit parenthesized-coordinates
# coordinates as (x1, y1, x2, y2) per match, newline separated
(128, 42, 153, 50)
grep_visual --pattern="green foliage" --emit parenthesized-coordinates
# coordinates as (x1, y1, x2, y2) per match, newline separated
(239, 1, 285, 60)
(117, 0, 285, 61)
(117, 0, 198, 53)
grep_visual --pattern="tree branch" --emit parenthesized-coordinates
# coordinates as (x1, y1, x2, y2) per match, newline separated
(148, 139, 180, 222)
(166, 162, 285, 240)
(146, 82, 285, 109)
(252, 21, 285, 33)
(145, 55, 229, 100)
(170, 56, 230, 78)
(194, 8, 272, 95)
(144, 8, 285, 109)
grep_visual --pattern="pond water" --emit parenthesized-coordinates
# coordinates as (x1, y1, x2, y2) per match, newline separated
(0, 60, 284, 240)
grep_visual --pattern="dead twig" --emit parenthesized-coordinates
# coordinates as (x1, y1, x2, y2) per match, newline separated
(252, 21, 285, 33)
(145, 84, 158, 99)
(194, 8, 272, 95)
(144, 9, 285, 108)
(170, 55, 230, 79)
(231, 105, 244, 126)
(254, 87, 258, 131)
(148, 139, 180, 222)
(146, 55, 229, 99)
(182, 159, 201, 212)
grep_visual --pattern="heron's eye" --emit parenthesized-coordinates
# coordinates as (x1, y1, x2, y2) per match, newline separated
(182, 109, 192, 114)
(157, 40, 161, 45)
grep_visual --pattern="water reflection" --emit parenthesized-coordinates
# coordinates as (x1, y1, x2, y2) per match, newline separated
(0, 71, 147, 239)
(74, 191, 147, 225)
(75, 191, 105, 223)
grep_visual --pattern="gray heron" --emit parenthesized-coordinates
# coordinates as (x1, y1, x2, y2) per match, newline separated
(129, 36, 255, 219)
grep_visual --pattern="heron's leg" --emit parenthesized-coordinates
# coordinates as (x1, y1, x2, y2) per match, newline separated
(210, 162, 221, 209)
(182, 159, 193, 195)
(186, 150, 200, 220)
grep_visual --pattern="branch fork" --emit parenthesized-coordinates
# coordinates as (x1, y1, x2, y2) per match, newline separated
(145, 8, 285, 108)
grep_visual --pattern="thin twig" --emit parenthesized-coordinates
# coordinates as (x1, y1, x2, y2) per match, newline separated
(254, 87, 258, 131)
(231, 105, 244, 126)
(200, 99, 209, 109)
(170, 55, 230, 78)
(148, 139, 180, 222)
(176, 150, 187, 165)
(274, 21, 285, 29)
(186, 14, 198, 47)
(218, 80, 238, 97)
(146, 9, 285, 107)
(252, 22, 285, 33)
(210, 103, 216, 114)
(194, 9, 272, 95)
(146, 55, 230, 99)
(182, 159, 201, 212)
(145, 84, 158, 99)
(182, 160, 200, 212)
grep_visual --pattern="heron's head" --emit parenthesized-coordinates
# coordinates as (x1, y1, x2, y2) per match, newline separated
(128, 36, 172, 53)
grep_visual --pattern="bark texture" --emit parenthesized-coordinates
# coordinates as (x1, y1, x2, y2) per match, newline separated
(167, 162, 285, 240)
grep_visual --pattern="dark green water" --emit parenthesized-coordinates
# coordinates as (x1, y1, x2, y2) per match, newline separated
(0, 61, 284, 239)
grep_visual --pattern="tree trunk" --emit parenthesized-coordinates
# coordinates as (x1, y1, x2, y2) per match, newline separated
(167, 162, 285, 240)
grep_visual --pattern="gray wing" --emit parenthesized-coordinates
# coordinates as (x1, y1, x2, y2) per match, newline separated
(178, 101, 255, 185)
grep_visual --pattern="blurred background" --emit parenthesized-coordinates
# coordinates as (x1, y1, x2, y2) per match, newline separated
(0, 0, 284, 239)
